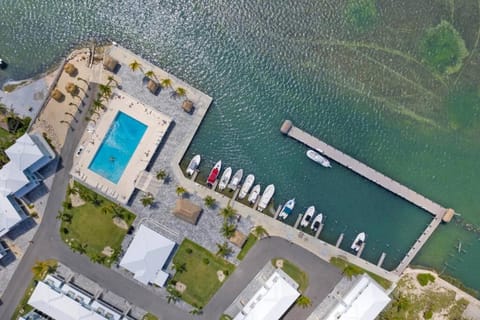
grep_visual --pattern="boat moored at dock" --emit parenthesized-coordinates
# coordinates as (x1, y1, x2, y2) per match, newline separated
(306, 149, 331, 168)
(311, 213, 323, 231)
(239, 174, 255, 199)
(278, 198, 295, 220)
(300, 206, 315, 227)
(207, 160, 222, 186)
(218, 167, 232, 190)
(258, 184, 275, 211)
(228, 169, 243, 190)
(248, 184, 261, 204)
(186, 154, 201, 176)
(351, 232, 366, 252)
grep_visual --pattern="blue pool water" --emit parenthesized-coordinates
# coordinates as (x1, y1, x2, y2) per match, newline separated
(89, 112, 147, 183)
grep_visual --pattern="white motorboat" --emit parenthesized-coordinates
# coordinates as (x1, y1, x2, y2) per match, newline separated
(248, 184, 261, 204)
(228, 169, 243, 190)
(311, 213, 323, 231)
(278, 198, 295, 220)
(186, 154, 201, 176)
(207, 160, 222, 185)
(258, 184, 275, 211)
(300, 206, 315, 227)
(306, 149, 331, 168)
(351, 232, 366, 252)
(218, 167, 232, 190)
(238, 174, 255, 199)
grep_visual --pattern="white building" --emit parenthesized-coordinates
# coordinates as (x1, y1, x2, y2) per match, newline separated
(0, 133, 55, 237)
(322, 274, 391, 320)
(119, 225, 176, 287)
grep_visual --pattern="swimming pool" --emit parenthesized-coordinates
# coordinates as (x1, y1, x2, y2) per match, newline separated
(89, 112, 147, 183)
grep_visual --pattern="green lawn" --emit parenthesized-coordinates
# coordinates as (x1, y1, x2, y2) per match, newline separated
(272, 258, 309, 293)
(330, 257, 392, 289)
(60, 183, 135, 266)
(172, 239, 235, 308)
(142, 313, 158, 320)
(237, 234, 257, 260)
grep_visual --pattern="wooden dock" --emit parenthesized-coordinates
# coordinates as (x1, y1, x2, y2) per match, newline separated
(281, 121, 452, 220)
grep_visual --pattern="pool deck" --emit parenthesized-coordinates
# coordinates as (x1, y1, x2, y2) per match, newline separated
(71, 89, 172, 204)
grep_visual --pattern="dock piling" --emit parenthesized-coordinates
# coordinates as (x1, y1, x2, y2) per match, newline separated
(377, 252, 387, 267)
(294, 214, 303, 228)
(336, 233, 344, 248)
(356, 242, 366, 257)
(315, 224, 324, 238)
(273, 205, 282, 219)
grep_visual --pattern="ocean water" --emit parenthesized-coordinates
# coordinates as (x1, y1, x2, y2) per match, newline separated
(1, 0, 480, 292)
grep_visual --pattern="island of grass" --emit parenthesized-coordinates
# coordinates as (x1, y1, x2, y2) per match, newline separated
(59, 182, 136, 266)
(330, 257, 391, 290)
(171, 238, 235, 308)
(237, 233, 257, 260)
(271, 258, 308, 293)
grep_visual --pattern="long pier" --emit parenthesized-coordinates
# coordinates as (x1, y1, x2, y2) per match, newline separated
(281, 120, 454, 221)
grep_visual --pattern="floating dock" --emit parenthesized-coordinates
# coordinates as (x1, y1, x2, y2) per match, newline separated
(280, 120, 454, 221)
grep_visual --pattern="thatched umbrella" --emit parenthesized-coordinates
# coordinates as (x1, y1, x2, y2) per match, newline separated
(65, 82, 79, 96)
(147, 79, 160, 95)
(182, 99, 194, 113)
(51, 89, 65, 102)
(63, 63, 78, 77)
(103, 55, 119, 73)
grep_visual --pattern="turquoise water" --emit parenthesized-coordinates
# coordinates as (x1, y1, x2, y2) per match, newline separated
(89, 112, 147, 183)
(1, 0, 480, 292)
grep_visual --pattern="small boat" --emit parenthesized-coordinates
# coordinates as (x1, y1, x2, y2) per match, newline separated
(248, 184, 261, 204)
(278, 198, 295, 220)
(258, 184, 275, 211)
(186, 155, 201, 176)
(306, 149, 331, 168)
(218, 167, 232, 190)
(238, 174, 255, 199)
(228, 169, 243, 190)
(300, 206, 315, 227)
(351, 232, 366, 252)
(0, 58, 5, 69)
(207, 160, 222, 185)
(311, 213, 323, 231)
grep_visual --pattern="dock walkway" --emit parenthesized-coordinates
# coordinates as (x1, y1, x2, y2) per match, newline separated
(282, 121, 450, 218)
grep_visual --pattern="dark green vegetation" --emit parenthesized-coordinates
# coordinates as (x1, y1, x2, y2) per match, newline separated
(378, 277, 469, 320)
(272, 258, 308, 292)
(0, 105, 31, 168)
(237, 234, 257, 260)
(142, 313, 158, 320)
(420, 20, 468, 75)
(171, 238, 235, 308)
(345, 0, 378, 31)
(445, 87, 480, 130)
(59, 182, 135, 266)
(12, 260, 57, 320)
(330, 257, 391, 289)
(440, 274, 479, 297)
(417, 273, 436, 286)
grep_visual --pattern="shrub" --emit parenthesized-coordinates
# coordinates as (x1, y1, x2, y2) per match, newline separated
(417, 273, 435, 286)
(345, 0, 378, 31)
(423, 309, 433, 319)
(203, 258, 209, 265)
(186, 248, 193, 254)
(62, 227, 69, 235)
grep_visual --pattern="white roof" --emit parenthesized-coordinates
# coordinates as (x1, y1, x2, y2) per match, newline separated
(28, 281, 107, 320)
(119, 225, 175, 285)
(5, 134, 45, 171)
(234, 270, 300, 320)
(324, 275, 391, 320)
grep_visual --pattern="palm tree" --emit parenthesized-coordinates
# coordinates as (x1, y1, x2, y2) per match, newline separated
(176, 186, 187, 197)
(77, 77, 89, 85)
(98, 84, 112, 100)
(221, 222, 236, 239)
(106, 75, 118, 87)
(140, 193, 155, 207)
(90, 193, 103, 207)
(296, 295, 312, 308)
(64, 112, 77, 122)
(203, 195, 216, 208)
(252, 225, 269, 239)
(166, 286, 182, 304)
(90, 254, 106, 264)
(129, 60, 142, 73)
(175, 87, 187, 97)
(92, 99, 105, 111)
(216, 241, 233, 258)
(219, 205, 237, 221)
(172, 262, 187, 274)
(156, 169, 167, 180)
(71, 242, 88, 254)
(160, 78, 172, 88)
(145, 70, 156, 80)
(32, 260, 56, 278)
(189, 307, 203, 315)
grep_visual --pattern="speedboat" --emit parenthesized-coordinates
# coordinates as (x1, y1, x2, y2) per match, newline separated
(228, 169, 243, 190)
(207, 160, 222, 185)
(186, 155, 201, 176)
(351, 232, 366, 252)
(258, 184, 275, 211)
(218, 167, 232, 190)
(248, 184, 261, 204)
(278, 198, 295, 220)
(306, 149, 331, 168)
(311, 213, 323, 231)
(300, 206, 315, 227)
(238, 174, 255, 199)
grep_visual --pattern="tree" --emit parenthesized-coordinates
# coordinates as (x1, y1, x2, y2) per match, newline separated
(204, 195, 216, 208)
(98, 84, 112, 100)
(106, 75, 118, 87)
(160, 78, 172, 88)
(102, 203, 124, 219)
(90, 193, 103, 207)
(166, 286, 182, 304)
(140, 193, 155, 207)
(156, 169, 167, 180)
(252, 225, 269, 239)
(32, 260, 56, 278)
(71, 242, 87, 254)
(145, 70, 156, 80)
(77, 77, 89, 85)
(90, 254, 106, 264)
(221, 222, 237, 239)
(296, 295, 311, 308)
(176, 186, 187, 197)
(175, 87, 186, 97)
(129, 60, 142, 72)
(219, 205, 237, 221)
(172, 262, 187, 274)
(93, 99, 104, 111)
(216, 241, 233, 257)
(189, 307, 203, 315)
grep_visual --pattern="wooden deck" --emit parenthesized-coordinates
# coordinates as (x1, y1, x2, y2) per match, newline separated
(284, 124, 449, 218)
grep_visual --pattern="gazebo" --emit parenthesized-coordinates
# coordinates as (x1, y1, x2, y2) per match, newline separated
(182, 99, 194, 114)
(147, 79, 160, 95)
(173, 199, 202, 225)
(51, 89, 65, 102)
(103, 55, 119, 73)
